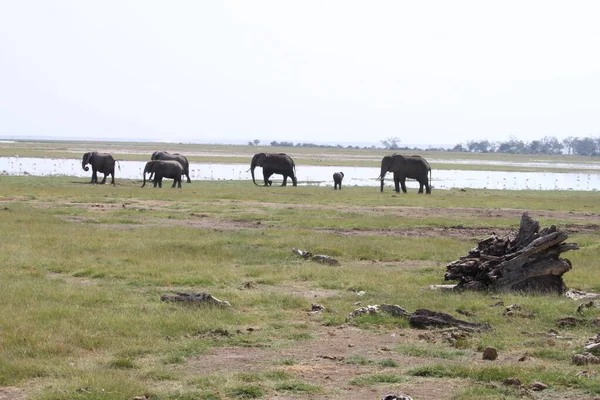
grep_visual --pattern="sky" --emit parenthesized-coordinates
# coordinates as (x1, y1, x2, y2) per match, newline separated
(1, 1, 599, 146)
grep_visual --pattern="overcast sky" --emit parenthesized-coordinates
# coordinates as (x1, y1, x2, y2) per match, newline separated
(1, 1, 599, 146)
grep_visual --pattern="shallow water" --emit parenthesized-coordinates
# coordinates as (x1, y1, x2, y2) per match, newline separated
(1, 157, 599, 191)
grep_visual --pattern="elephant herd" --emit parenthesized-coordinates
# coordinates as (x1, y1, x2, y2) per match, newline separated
(81, 150, 432, 193)
(249, 151, 431, 194)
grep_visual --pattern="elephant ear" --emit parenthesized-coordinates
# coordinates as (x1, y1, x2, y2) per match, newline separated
(255, 153, 267, 166)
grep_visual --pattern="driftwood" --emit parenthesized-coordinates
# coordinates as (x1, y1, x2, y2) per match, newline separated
(445, 213, 579, 294)
(348, 304, 490, 332)
(161, 292, 231, 307)
(409, 309, 491, 332)
(292, 248, 340, 266)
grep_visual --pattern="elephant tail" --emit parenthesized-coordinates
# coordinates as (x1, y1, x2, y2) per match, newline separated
(115, 160, 122, 171)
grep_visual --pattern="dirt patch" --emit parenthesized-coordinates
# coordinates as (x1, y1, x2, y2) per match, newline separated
(159, 216, 265, 231)
(318, 226, 513, 239)
(191, 323, 463, 399)
(0, 387, 27, 400)
(47, 272, 95, 285)
(50, 198, 600, 239)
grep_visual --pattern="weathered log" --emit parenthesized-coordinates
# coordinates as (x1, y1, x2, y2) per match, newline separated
(347, 305, 491, 332)
(409, 309, 491, 332)
(445, 213, 579, 294)
(161, 292, 231, 307)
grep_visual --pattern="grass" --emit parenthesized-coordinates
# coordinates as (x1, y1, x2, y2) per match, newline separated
(1, 150, 600, 399)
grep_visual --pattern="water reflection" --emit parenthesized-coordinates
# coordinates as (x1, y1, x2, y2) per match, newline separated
(1, 157, 599, 191)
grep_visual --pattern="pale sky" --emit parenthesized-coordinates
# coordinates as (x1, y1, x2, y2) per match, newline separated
(1, 1, 599, 146)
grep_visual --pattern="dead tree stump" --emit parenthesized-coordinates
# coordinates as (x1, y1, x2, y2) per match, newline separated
(445, 212, 579, 294)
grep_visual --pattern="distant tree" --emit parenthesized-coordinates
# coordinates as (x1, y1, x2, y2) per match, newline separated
(497, 136, 526, 154)
(253, 139, 260, 146)
(466, 140, 493, 153)
(572, 137, 598, 156)
(562, 136, 575, 155)
(526, 140, 543, 154)
(451, 144, 467, 152)
(381, 137, 402, 150)
(540, 136, 564, 155)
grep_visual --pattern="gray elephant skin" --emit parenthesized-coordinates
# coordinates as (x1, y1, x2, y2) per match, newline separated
(250, 153, 297, 187)
(150, 151, 191, 183)
(82, 152, 116, 184)
(333, 171, 344, 190)
(142, 160, 183, 188)
(378, 154, 431, 194)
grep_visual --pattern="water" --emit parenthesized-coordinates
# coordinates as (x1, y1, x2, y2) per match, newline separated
(1, 157, 599, 191)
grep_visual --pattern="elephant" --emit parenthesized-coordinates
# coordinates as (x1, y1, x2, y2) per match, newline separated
(82, 152, 116, 184)
(142, 160, 183, 188)
(377, 154, 431, 194)
(150, 151, 191, 183)
(250, 153, 297, 187)
(333, 171, 344, 190)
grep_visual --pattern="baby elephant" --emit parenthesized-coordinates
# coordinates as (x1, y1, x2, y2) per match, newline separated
(333, 172, 344, 190)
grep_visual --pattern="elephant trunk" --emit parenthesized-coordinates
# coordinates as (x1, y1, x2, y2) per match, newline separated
(378, 167, 387, 192)
(82, 158, 89, 172)
(250, 157, 258, 185)
(141, 165, 149, 187)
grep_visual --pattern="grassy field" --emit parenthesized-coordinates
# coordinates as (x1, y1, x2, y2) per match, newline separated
(1, 144, 600, 399)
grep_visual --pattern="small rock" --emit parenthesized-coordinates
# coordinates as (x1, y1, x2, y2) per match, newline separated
(530, 381, 549, 391)
(577, 301, 597, 314)
(573, 352, 600, 365)
(576, 370, 598, 378)
(382, 395, 414, 400)
(311, 303, 325, 312)
(240, 281, 257, 289)
(482, 347, 498, 360)
(456, 308, 474, 317)
(503, 377, 522, 386)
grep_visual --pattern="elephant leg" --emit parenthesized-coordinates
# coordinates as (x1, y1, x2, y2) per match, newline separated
(400, 179, 407, 193)
(281, 175, 288, 186)
(418, 182, 424, 194)
(91, 170, 97, 183)
(263, 170, 273, 186)
(100, 173, 107, 184)
(185, 172, 191, 184)
(426, 182, 431, 194)
(171, 179, 176, 188)
(177, 178, 182, 188)
(394, 175, 401, 193)
(291, 174, 297, 187)
(110, 171, 115, 185)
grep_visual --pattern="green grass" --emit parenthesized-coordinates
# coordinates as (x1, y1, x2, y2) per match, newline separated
(350, 373, 407, 386)
(0, 169, 600, 399)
